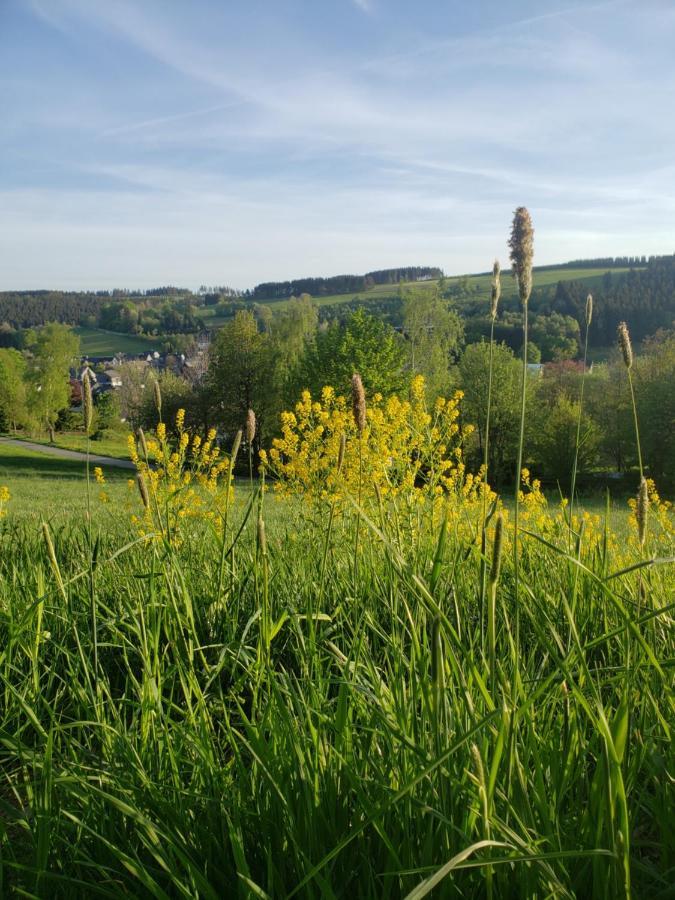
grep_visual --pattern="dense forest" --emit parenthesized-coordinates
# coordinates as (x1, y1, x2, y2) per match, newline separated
(251, 266, 442, 300)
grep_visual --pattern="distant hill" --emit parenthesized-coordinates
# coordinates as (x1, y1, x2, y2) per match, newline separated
(251, 267, 443, 301)
(2, 255, 673, 357)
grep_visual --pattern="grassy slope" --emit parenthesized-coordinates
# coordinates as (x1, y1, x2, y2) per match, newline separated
(74, 326, 160, 356)
(11, 430, 133, 459)
(0, 469, 671, 896)
(255, 266, 636, 311)
(0, 443, 132, 523)
(74, 265, 635, 356)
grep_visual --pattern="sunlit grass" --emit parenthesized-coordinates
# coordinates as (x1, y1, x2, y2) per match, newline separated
(0, 412, 672, 898)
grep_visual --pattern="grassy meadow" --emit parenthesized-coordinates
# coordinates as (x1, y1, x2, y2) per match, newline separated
(74, 326, 159, 357)
(0, 378, 673, 899)
(256, 267, 637, 312)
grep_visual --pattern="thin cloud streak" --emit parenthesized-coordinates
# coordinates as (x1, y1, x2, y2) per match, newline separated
(3, 0, 675, 287)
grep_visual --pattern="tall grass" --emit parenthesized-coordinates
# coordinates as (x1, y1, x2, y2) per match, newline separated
(0, 461, 672, 897)
(0, 219, 673, 897)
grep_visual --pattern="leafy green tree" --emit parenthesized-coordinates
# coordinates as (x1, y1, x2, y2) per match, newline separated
(635, 331, 675, 488)
(272, 294, 318, 400)
(297, 309, 406, 397)
(401, 285, 463, 398)
(208, 310, 278, 449)
(93, 390, 122, 438)
(585, 360, 634, 472)
(459, 341, 538, 485)
(530, 313, 580, 361)
(533, 394, 600, 485)
(117, 361, 153, 431)
(0, 348, 28, 431)
(527, 342, 541, 363)
(138, 371, 195, 434)
(28, 324, 80, 440)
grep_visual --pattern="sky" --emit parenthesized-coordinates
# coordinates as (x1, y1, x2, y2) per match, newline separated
(1, 0, 675, 291)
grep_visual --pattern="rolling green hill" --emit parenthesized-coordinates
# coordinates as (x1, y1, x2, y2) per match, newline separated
(255, 266, 636, 311)
(74, 327, 160, 357)
(66, 262, 642, 357)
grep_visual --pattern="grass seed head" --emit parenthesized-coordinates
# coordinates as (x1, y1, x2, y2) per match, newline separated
(585, 293, 593, 327)
(490, 259, 501, 319)
(257, 513, 267, 556)
(136, 472, 150, 509)
(41, 521, 58, 569)
(337, 432, 346, 475)
(231, 429, 242, 466)
(82, 370, 93, 434)
(137, 427, 148, 460)
(508, 206, 534, 307)
(351, 373, 366, 433)
(636, 477, 649, 546)
(153, 379, 162, 419)
(246, 409, 256, 445)
(617, 321, 633, 370)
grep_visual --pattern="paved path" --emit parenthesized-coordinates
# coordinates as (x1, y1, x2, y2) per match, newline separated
(0, 437, 135, 469)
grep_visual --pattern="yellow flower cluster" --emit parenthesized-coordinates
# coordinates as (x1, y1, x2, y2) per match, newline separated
(93, 465, 109, 504)
(627, 477, 674, 546)
(0, 485, 9, 518)
(261, 375, 486, 506)
(128, 410, 234, 541)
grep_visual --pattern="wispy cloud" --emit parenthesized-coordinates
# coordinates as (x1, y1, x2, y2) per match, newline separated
(3, 0, 675, 288)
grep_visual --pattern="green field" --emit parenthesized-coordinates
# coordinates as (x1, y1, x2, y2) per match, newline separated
(8, 430, 133, 459)
(255, 266, 636, 311)
(0, 434, 672, 897)
(74, 326, 160, 356)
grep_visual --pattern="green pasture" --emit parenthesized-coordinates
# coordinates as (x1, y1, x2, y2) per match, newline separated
(254, 266, 636, 311)
(0, 437, 672, 897)
(74, 326, 160, 356)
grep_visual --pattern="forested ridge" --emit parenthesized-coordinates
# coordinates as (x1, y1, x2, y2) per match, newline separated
(251, 266, 443, 300)
(1, 256, 673, 353)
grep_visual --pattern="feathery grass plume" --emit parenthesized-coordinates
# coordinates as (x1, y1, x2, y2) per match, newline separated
(351, 373, 366, 433)
(137, 427, 148, 461)
(246, 409, 256, 445)
(489, 514, 504, 586)
(490, 259, 501, 319)
(508, 207, 534, 306)
(585, 293, 593, 327)
(42, 521, 58, 572)
(136, 472, 150, 509)
(337, 431, 346, 475)
(257, 513, 267, 556)
(82, 370, 93, 434)
(231, 429, 242, 465)
(617, 321, 633, 370)
(510, 207, 534, 662)
(153, 379, 162, 420)
(636, 477, 649, 547)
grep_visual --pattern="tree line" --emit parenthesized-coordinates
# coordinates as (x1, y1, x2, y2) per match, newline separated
(130, 296, 674, 491)
(1, 297, 673, 491)
(250, 267, 442, 300)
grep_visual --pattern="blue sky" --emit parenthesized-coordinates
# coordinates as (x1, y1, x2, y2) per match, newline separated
(2, 0, 675, 290)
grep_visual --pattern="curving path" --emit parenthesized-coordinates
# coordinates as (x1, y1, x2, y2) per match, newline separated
(0, 437, 135, 469)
